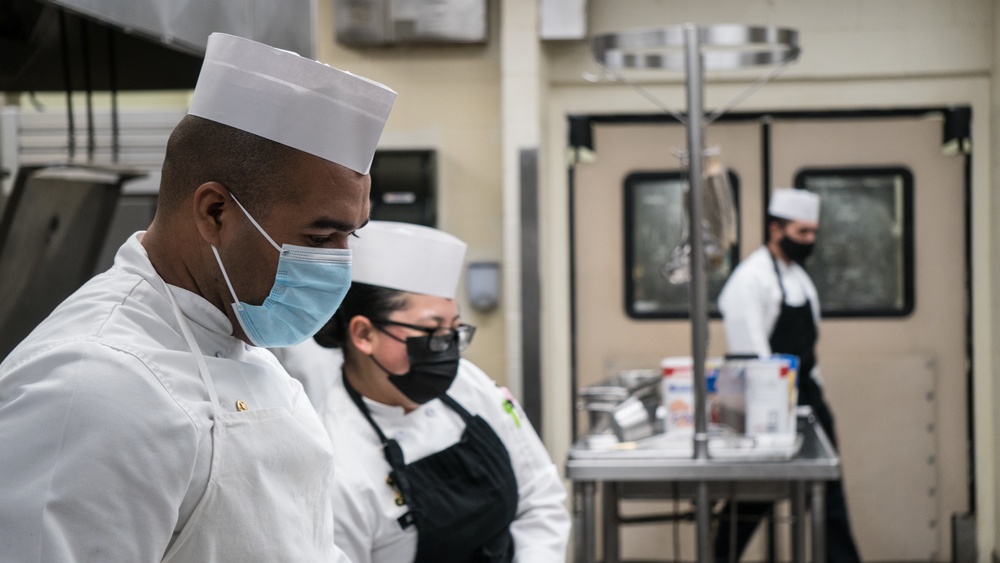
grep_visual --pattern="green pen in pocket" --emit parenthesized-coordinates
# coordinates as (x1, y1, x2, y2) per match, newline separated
(503, 399, 522, 429)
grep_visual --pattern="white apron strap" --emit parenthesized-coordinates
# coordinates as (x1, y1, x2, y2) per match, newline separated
(161, 278, 222, 413)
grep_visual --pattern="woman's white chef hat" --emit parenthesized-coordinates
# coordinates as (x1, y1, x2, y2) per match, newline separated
(187, 33, 396, 175)
(768, 188, 820, 223)
(350, 221, 468, 299)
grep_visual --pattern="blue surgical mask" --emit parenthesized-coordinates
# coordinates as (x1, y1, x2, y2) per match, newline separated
(211, 194, 352, 348)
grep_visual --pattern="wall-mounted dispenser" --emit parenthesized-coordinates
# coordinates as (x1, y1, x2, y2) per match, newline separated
(466, 261, 500, 312)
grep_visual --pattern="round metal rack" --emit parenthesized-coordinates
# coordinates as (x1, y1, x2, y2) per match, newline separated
(593, 24, 799, 71)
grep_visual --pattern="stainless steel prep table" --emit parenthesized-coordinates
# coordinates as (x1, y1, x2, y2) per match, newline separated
(566, 415, 840, 563)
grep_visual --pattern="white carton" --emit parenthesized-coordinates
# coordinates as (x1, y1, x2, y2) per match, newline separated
(744, 359, 794, 436)
(660, 357, 693, 432)
(660, 357, 722, 433)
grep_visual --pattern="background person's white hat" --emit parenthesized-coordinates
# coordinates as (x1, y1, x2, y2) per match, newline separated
(188, 33, 396, 175)
(768, 188, 820, 223)
(350, 221, 468, 299)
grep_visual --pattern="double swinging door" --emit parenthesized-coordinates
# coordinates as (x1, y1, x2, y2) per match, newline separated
(570, 110, 968, 561)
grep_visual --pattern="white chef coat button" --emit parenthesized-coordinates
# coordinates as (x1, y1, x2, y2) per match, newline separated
(214, 351, 224, 358)
(244, 344, 252, 351)
(426, 408, 435, 417)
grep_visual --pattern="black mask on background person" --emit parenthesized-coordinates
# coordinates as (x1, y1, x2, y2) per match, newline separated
(779, 234, 815, 265)
(371, 335, 461, 404)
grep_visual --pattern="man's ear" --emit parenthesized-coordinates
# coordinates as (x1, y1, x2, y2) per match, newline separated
(767, 220, 783, 243)
(192, 182, 231, 246)
(349, 315, 377, 356)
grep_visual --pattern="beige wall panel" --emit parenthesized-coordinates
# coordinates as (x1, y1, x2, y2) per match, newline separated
(990, 4, 1000, 556)
(821, 356, 939, 560)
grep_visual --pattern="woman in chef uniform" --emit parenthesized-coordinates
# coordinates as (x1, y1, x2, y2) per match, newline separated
(274, 221, 570, 563)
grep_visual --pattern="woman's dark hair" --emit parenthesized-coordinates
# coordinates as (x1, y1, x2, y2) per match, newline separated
(313, 283, 408, 354)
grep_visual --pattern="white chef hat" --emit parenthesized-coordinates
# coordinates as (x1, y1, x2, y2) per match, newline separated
(187, 33, 396, 175)
(350, 221, 468, 299)
(768, 188, 820, 223)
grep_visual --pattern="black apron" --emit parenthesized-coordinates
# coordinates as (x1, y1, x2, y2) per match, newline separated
(344, 375, 519, 563)
(767, 255, 837, 447)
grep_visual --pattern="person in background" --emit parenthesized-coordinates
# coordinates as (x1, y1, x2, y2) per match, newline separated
(0, 33, 395, 561)
(273, 221, 570, 563)
(714, 188, 862, 563)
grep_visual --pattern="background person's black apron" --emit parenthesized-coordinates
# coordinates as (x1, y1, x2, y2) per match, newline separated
(344, 375, 519, 563)
(715, 255, 861, 563)
(766, 255, 836, 447)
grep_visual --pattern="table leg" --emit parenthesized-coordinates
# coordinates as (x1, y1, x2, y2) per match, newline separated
(811, 481, 827, 563)
(696, 481, 712, 563)
(767, 514, 777, 563)
(574, 481, 596, 563)
(791, 482, 806, 563)
(602, 482, 619, 563)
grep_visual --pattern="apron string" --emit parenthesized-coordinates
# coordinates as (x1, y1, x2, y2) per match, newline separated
(342, 367, 393, 445)
(343, 368, 470, 448)
(769, 251, 789, 304)
(162, 277, 222, 414)
(438, 394, 474, 423)
(342, 370, 412, 471)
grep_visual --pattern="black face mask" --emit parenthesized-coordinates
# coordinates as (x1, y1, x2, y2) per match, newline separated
(371, 335, 461, 404)
(779, 235, 815, 265)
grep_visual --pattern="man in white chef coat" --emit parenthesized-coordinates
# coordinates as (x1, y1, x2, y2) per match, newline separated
(0, 33, 395, 561)
(714, 188, 861, 563)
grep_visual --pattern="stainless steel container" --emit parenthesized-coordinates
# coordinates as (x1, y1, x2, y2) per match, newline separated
(577, 369, 661, 441)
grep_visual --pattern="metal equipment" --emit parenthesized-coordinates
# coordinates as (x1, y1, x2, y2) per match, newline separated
(577, 369, 661, 442)
(590, 24, 801, 563)
(0, 165, 146, 359)
(567, 411, 835, 563)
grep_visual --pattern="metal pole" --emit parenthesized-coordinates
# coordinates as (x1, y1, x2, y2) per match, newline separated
(684, 23, 712, 563)
(602, 482, 620, 563)
(684, 24, 709, 460)
(792, 481, 807, 562)
(811, 481, 828, 563)
(575, 481, 596, 563)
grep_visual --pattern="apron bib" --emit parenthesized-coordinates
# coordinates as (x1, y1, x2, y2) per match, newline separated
(767, 254, 837, 447)
(160, 284, 336, 562)
(345, 374, 519, 563)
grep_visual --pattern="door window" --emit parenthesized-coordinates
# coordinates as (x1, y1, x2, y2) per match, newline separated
(624, 170, 740, 319)
(793, 167, 914, 317)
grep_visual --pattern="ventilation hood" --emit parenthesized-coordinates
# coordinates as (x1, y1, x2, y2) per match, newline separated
(0, 0, 316, 92)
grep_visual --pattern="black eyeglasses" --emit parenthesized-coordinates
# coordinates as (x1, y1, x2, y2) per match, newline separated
(371, 319, 476, 352)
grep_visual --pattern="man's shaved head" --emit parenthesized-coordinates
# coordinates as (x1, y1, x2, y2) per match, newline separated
(158, 115, 303, 218)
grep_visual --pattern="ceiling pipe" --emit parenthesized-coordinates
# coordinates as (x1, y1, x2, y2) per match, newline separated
(80, 18, 95, 162)
(57, 9, 76, 161)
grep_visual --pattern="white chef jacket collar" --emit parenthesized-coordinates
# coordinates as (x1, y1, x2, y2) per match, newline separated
(118, 232, 235, 337)
(773, 253, 796, 273)
(362, 394, 410, 421)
